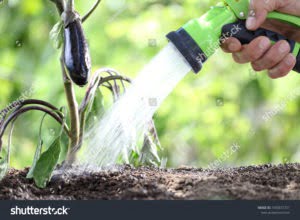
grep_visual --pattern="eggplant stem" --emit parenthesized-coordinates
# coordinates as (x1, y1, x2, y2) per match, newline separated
(50, 0, 81, 163)
(0, 99, 65, 134)
(60, 57, 80, 163)
(22, 99, 64, 118)
(99, 75, 131, 101)
(0, 106, 70, 137)
(0, 106, 70, 152)
(79, 68, 131, 114)
(82, 0, 102, 23)
(49, 0, 65, 15)
(98, 75, 131, 86)
(66, 0, 75, 12)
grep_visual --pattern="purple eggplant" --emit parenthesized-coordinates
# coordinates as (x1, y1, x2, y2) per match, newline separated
(63, 18, 91, 86)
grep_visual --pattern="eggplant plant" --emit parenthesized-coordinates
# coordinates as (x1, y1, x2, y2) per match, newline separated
(0, 0, 161, 188)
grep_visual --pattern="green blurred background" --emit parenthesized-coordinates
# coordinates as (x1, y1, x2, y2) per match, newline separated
(1, 0, 300, 169)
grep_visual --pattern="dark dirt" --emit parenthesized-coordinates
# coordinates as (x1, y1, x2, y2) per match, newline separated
(0, 163, 300, 200)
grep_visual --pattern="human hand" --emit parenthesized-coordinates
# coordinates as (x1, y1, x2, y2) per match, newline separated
(222, 0, 300, 79)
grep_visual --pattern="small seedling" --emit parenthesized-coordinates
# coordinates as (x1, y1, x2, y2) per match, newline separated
(0, 0, 161, 188)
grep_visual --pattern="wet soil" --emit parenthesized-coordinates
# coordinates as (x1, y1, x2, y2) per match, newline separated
(0, 163, 300, 200)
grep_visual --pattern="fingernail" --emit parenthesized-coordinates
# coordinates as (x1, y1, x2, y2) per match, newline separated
(259, 38, 270, 50)
(285, 54, 295, 66)
(279, 42, 290, 53)
(246, 17, 256, 29)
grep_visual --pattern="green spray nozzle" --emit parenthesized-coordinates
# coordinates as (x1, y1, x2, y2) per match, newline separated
(167, 0, 300, 73)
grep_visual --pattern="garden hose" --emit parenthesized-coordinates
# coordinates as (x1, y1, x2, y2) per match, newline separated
(167, 0, 300, 73)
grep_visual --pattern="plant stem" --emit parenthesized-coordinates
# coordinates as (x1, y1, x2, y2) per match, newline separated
(0, 99, 66, 137)
(18, 99, 64, 118)
(66, 0, 74, 11)
(0, 106, 70, 151)
(60, 57, 80, 162)
(98, 75, 131, 86)
(78, 71, 131, 145)
(82, 0, 102, 23)
(50, 0, 80, 164)
(48, 0, 81, 165)
(79, 110, 86, 146)
(49, 0, 65, 15)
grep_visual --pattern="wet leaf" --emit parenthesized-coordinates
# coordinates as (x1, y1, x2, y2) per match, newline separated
(49, 21, 63, 49)
(138, 120, 162, 166)
(32, 137, 61, 188)
(139, 133, 161, 166)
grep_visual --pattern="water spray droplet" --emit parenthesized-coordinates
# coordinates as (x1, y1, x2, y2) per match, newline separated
(216, 98, 224, 107)
(78, 43, 192, 168)
(148, 39, 157, 47)
(15, 40, 22, 47)
(148, 98, 158, 107)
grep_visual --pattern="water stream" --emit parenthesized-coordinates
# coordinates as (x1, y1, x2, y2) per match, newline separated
(77, 43, 192, 169)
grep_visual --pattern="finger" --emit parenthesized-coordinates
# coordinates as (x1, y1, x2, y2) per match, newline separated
(251, 40, 291, 71)
(246, 0, 287, 30)
(261, 19, 300, 42)
(268, 53, 296, 79)
(232, 36, 271, 64)
(221, 37, 242, 53)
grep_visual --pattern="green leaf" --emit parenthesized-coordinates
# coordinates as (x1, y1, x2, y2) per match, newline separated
(139, 120, 161, 166)
(128, 120, 162, 167)
(57, 106, 68, 164)
(58, 133, 69, 165)
(49, 21, 63, 49)
(86, 89, 105, 127)
(139, 134, 161, 166)
(27, 113, 47, 179)
(32, 137, 61, 188)
(26, 139, 43, 179)
(129, 150, 140, 167)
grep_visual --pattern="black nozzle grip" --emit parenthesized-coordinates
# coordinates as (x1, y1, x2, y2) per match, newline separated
(221, 20, 300, 73)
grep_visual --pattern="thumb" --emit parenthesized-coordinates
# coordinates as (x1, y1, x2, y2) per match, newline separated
(246, 0, 286, 30)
